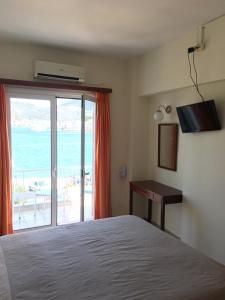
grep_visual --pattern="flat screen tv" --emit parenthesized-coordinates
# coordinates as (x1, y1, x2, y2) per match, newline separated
(176, 100, 221, 133)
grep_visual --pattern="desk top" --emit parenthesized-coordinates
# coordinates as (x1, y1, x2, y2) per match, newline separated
(130, 180, 182, 198)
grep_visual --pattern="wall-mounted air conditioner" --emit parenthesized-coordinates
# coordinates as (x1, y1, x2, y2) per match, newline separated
(34, 60, 86, 83)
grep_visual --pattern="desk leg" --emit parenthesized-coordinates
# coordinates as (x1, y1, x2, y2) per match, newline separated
(129, 188, 133, 215)
(147, 199, 152, 223)
(160, 202, 165, 231)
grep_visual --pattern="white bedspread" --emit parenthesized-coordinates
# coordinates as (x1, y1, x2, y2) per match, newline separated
(1, 215, 225, 300)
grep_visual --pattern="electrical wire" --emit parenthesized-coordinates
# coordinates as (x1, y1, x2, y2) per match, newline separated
(192, 51, 204, 101)
(185, 12, 225, 101)
(203, 13, 225, 25)
(192, 51, 198, 87)
(187, 52, 204, 101)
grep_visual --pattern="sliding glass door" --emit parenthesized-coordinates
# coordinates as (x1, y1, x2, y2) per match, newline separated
(56, 97, 82, 225)
(10, 98, 52, 230)
(9, 90, 95, 231)
(84, 100, 95, 221)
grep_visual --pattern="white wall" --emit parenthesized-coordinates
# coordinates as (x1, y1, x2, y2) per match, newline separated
(148, 82, 225, 264)
(128, 15, 225, 264)
(137, 16, 225, 96)
(0, 40, 130, 217)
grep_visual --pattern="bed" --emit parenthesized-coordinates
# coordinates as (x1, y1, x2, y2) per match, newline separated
(1, 215, 225, 300)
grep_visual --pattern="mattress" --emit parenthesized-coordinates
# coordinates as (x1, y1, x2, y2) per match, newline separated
(0, 215, 225, 300)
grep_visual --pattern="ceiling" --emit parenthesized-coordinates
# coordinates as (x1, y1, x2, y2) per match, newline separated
(0, 0, 225, 57)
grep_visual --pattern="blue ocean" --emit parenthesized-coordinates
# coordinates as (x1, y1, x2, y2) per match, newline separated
(12, 127, 93, 179)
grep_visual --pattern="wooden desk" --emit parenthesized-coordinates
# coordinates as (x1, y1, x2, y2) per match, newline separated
(129, 180, 182, 231)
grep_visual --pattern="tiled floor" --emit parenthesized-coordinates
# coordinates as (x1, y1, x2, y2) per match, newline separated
(13, 189, 93, 230)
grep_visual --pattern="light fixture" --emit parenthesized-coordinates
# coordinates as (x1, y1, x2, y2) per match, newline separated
(153, 105, 172, 122)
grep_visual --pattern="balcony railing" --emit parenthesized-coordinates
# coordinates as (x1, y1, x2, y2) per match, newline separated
(12, 166, 94, 230)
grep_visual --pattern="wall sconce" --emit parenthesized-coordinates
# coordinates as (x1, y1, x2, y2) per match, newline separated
(153, 105, 172, 122)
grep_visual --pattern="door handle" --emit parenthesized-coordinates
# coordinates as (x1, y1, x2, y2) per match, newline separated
(81, 169, 90, 178)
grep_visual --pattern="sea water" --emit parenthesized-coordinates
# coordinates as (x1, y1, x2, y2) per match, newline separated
(11, 127, 93, 179)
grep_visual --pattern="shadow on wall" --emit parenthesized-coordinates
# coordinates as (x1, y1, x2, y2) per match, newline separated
(181, 195, 207, 251)
(216, 100, 225, 128)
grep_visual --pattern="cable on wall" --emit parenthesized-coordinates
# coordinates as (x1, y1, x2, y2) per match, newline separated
(187, 48, 205, 102)
(203, 13, 225, 25)
(185, 12, 225, 102)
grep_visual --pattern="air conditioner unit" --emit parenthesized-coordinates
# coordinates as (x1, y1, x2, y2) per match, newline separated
(34, 60, 85, 83)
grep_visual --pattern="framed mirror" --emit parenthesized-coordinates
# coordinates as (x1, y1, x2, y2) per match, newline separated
(158, 123, 178, 171)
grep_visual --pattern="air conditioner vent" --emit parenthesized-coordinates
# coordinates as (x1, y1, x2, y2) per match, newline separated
(34, 61, 85, 83)
(37, 73, 80, 81)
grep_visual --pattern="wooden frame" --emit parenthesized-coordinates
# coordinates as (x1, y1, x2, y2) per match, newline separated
(0, 78, 112, 94)
(158, 123, 178, 171)
(129, 180, 182, 231)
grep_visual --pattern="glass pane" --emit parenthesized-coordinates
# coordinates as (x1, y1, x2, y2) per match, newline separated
(57, 98, 81, 225)
(11, 98, 51, 230)
(84, 100, 96, 221)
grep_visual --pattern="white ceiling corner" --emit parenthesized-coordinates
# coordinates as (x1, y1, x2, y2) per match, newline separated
(0, 0, 225, 57)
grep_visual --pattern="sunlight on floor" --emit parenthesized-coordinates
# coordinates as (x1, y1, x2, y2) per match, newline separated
(13, 191, 93, 231)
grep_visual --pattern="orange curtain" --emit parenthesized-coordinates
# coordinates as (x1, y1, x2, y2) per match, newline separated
(0, 84, 13, 235)
(95, 92, 111, 219)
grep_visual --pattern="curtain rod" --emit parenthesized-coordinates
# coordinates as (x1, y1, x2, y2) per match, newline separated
(0, 78, 112, 94)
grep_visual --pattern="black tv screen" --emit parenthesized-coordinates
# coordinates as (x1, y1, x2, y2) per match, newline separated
(176, 100, 221, 133)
